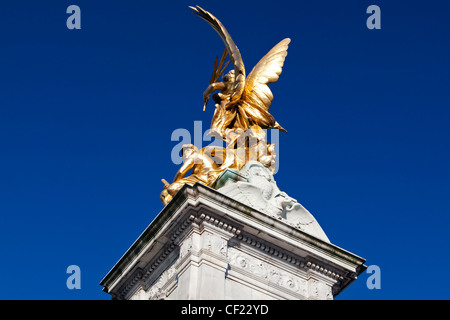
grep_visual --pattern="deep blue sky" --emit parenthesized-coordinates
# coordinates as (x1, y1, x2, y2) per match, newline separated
(0, 0, 449, 300)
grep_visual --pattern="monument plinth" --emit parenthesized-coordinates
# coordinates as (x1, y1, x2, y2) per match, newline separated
(100, 163, 366, 300)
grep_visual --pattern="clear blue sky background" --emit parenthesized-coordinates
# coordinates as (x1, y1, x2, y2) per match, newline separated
(0, 0, 449, 300)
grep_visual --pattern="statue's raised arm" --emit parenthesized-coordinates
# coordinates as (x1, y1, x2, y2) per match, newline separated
(190, 6, 246, 108)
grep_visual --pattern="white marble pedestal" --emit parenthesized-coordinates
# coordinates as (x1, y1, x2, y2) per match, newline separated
(100, 168, 366, 300)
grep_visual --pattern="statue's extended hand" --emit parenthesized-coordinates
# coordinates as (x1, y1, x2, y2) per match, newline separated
(161, 179, 170, 188)
(203, 95, 209, 111)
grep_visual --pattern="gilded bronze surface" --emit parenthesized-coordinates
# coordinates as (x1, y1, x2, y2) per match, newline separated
(161, 6, 290, 206)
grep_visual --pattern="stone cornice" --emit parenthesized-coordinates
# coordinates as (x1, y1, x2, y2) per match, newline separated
(100, 183, 366, 298)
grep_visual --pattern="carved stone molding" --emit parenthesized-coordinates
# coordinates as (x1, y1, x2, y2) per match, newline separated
(227, 247, 308, 298)
(147, 265, 177, 300)
(116, 207, 349, 299)
(234, 232, 345, 283)
(204, 231, 228, 257)
(101, 183, 366, 300)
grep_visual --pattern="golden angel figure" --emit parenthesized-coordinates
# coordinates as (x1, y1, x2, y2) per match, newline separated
(191, 6, 290, 143)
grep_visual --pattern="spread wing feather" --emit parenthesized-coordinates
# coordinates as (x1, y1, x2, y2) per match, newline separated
(243, 38, 290, 111)
(190, 6, 246, 103)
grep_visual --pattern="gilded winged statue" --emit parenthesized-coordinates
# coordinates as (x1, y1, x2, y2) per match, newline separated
(190, 6, 290, 143)
(160, 6, 290, 206)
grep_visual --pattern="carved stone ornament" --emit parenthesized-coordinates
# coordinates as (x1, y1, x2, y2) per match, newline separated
(228, 247, 308, 297)
(217, 161, 330, 242)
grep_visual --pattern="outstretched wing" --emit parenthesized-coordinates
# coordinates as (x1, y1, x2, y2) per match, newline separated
(190, 6, 246, 104)
(243, 38, 290, 111)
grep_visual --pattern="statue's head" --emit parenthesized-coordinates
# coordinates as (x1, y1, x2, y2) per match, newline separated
(181, 144, 199, 160)
(223, 69, 235, 83)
